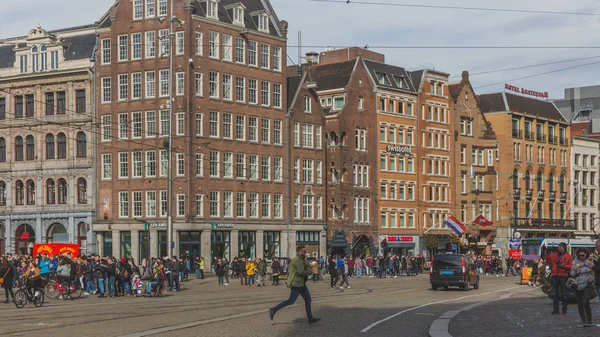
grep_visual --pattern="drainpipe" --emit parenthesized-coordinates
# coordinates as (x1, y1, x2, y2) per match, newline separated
(285, 108, 293, 257)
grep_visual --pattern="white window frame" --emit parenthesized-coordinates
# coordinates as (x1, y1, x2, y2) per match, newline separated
(145, 71, 156, 98)
(195, 73, 203, 97)
(119, 192, 129, 218)
(145, 111, 156, 138)
(118, 35, 128, 62)
(175, 72, 185, 96)
(101, 38, 111, 65)
(102, 153, 112, 180)
(131, 33, 142, 60)
(176, 31, 184, 55)
(176, 113, 185, 136)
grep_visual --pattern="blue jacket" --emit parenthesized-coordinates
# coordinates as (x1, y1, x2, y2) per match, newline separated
(40, 258, 51, 274)
(49, 259, 58, 272)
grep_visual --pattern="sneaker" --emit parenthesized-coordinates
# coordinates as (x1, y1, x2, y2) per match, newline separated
(346, 286, 351, 289)
(584, 324, 592, 328)
(258, 284, 261, 287)
(308, 317, 321, 325)
(551, 311, 559, 315)
(225, 283, 230, 286)
(269, 308, 275, 321)
(84, 292, 89, 296)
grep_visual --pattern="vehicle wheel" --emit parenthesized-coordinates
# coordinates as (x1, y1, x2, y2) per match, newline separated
(474, 277, 480, 290)
(443, 285, 449, 290)
(464, 280, 470, 291)
(33, 289, 45, 307)
(71, 284, 84, 299)
(431, 284, 438, 291)
(45, 281, 60, 300)
(14, 290, 27, 309)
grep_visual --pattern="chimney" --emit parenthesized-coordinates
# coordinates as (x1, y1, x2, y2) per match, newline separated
(305, 51, 319, 65)
(462, 71, 469, 81)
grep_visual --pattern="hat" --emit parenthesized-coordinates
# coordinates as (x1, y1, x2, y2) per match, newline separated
(558, 242, 568, 250)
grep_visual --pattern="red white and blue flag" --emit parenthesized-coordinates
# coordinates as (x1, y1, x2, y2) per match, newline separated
(444, 216, 467, 236)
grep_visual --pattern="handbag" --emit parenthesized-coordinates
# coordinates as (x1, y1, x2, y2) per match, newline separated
(590, 284, 598, 300)
(0, 268, 10, 285)
(566, 277, 578, 291)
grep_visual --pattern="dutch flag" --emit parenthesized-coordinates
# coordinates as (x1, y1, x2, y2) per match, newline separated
(444, 216, 467, 236)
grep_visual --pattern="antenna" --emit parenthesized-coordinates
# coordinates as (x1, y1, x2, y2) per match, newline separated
(298, 31, 302, 76)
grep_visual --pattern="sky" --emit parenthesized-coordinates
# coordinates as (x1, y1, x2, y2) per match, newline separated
(2, 0, 600, 98)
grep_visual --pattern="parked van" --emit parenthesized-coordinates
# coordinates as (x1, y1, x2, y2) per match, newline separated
(430, 254, 480, 291)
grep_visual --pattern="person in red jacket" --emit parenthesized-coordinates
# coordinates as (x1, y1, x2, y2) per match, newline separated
(545, 242, 573, 314)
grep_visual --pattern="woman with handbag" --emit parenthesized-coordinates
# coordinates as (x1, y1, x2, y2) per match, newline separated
(570, 248, 596, 327)
(0, 259, 15, 303)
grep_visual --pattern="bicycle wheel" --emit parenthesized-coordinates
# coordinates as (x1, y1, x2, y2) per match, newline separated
(14, 290, 27, 309)
(71, 283, 84, 299)
(45, 280, 60, 299)
(158, 286, 167, 297)
(33, 289, 45, 307)
(63, 285, 71, 300)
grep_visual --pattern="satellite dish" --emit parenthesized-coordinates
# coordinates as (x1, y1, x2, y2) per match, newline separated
(513, 232, 521, 239)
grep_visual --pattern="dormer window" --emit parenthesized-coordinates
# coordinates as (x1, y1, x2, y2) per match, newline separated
(258, 14, 269, 33)
(234, 7, 244, 25)
(375, 71, 391, 86)
(207, 0, 218, 19)
(392, 75, 405, 89)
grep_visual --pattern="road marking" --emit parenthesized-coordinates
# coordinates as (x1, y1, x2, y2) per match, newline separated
(414, 313, 436, 316)
(428, 293, 513, 337)
(21, 323, 60, 326)
(360, 286, 521, 333)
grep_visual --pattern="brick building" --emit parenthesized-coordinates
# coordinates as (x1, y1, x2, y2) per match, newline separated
(449, 72, 498, 255)
(479, 91, 572, 248)
(94, 0, 323, 264)
(0, 25, 96, 254)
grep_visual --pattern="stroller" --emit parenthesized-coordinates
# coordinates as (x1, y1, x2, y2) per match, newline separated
(131, 273, 143, 297)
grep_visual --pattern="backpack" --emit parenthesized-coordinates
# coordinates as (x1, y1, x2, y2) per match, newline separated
(123, 268, 130, 279)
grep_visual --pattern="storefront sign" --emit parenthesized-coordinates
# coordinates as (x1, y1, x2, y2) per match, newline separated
(521, 267, 533, 284)
(386, 145, 411, 155)
(144, 222, 167, 230)
(386, 236, 414, 243)
(505, 83, 548, 98)
(508, 249, 522, 260)
(211, 222, 234, 230)
(33, 243, 79, 257)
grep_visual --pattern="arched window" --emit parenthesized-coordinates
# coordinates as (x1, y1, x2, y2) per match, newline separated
(524, 171, 531, 190)
(0, 137, 5, 162)
(32, 45, 39, 72)
(46, 134, 55, 159)
(0, 181, 6, 206)
(76, 132, 86, 158)
(57, 133, 66, 159)
(57, 178, 67, 204)
(40, 45, 47, 71)
(14, 136, 23, 161)
(47, 223, 68, 243)
(536, 171, 543, 191)
(26, 179, 35, 205)
(15, 180, 24, 205)
(77, 178, 87, 204)
(512, 169, 519, 189)
(46, 179, 55, 204)
(548, 174, 555, 192)
(26, 135, 35, 160)
(560, 174, 566, 193)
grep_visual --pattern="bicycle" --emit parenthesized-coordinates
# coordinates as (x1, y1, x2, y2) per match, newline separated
(14, 280, 45, 309)
(45, 276, 83, 300)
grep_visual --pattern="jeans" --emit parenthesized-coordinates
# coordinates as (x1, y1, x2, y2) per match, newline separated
(218, 276, 224, 285)
(575, 286, 593, 324)
(146, 281, 156, 294)
(247, 275, 255, 286)
(505, 267, 517, 277)
(98, 278, 106, 294)
(196, 269, 201, 279)
(551, 276, 568, 311)
(356, 268, 362, 278)
(271, 286, 313, 318)
(85, 280, 96, 293)
(170, 273, 180, 290)
(240, 272, 248, 285)
(124, 280, 131, 294)
(107, 276, 116, 296)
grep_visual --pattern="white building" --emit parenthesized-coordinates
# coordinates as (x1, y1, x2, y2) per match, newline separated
(570, 135, 600, 237)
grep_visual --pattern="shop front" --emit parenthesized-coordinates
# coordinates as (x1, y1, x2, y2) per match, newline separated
(296, 231, 321, 258)
(384, 235, 419, 256)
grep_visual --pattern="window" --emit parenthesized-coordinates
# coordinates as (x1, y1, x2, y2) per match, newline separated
(235, 37, 245, 63)
(144, 71, 155, 98)
(222, 74, 232, 100)
(46, 179, 55, 204)
(158, 0, 167, 16)
(132, 151, 142, 178)
(144, 151, 156, 177)
(101, 38, 111, 64)
(119, 152, 129, 178)
(272, 46, 282, 71)
(118, 74, 128, 101)
(235, 76, 245, 102)
(176, 31, 184, 55)
(159, 69, 169, 97)
(159, 190, 168, 217)
(159, 29, 169, 55)
(273, 120, 282, 145)
(14, 136, 24, 161)
(248, 41, 257, 66)
(193, 153, 203, 177)
(209, 111, 219, 138)
(223, 152, 233, 178)
(76, 132, 87, 158)
(209, 31, 219, 59)
(0, 138, 5, 162)
(174, 152, 184, 176)
(102, 154, 112, 179)
(25, 135, 34, 161)
(15, 181, 24, 205)
(260, 43, 269, 68)
(355, 128, 367, 151)
(236, 115, 245, 141)
(273, 83, 281, 108)
(258, 14, 269, 32)
(221, 113, 232, 139)
(145, 111, 156, 137)
(262, 194, 271, 218)
(249, 79, 258, 104)
(247, 117, 258, 142)
(57, 178, 67, 204)
(333, 96, 344, 110)
(303, 195, 314, 219)
(131, 33, 142, 60)
(118, 35, 128, 61)
(57, 133, 66, 159)
(77, 178, 87, 204)
(223, 192, 233, 217)
(222, 34, 232, 61)
(261, 118, 270, 143)
(302, 124, 314, 148)
(118, 113, 128, 139)
(133, 0, 143, 19)
(209, 151, 220, 178)
(209, 71, 219, 98)
(236, 192, 246, 218)
(159, 109, 170, 136)
(26, 180, 35, 205)
(294, 159, 300, 182)
(119, 192, 129, 218)
(261, 156, 271, 181)
(50, 50, 59, 69)
(236, 153, 246, 179)
(74, 89, 87, 113)
(261, 81, 270, 106)
(195, 73, 204, 97)
(302, 159, 314, 183)
(274, 157, 282, 182)
(195, 32, 203, 56)
(176, 113, 185, 136)
(294, 196, 300, 219)
(206, 0, 218, 18)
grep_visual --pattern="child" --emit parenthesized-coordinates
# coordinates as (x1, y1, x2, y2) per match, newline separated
(131, 272, 142, 297)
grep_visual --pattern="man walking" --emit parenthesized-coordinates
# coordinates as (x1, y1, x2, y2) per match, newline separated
(592, 239, 600, 306)
(269, 246, 320, 324)
(545, 242, 573, 314)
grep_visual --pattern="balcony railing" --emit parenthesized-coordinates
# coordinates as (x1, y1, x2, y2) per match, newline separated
(525, 188, 533, 200)
(513, 188, 521, 200)
(512, 129, 522, 138)
(560, 192, 567, 203)
(537, 190, 545, 201)
(511, 217, 576, 230)
(560, 137, 568, 146)
(548, 135, 557, 144)
(524, 131, 534, 140)
(536, 133, 546, 142)
(549, 191, 556, 202)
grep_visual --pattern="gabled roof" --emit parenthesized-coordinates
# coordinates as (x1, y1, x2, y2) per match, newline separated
(448, 83, 462, 98)
(193, 0, 283, 38)
(287, 75, 302, 109)
(409, 70, 424, 91)
(310, 59, 356, 91)
(363, 59, 416, 92)
(479, 92, 567, 122)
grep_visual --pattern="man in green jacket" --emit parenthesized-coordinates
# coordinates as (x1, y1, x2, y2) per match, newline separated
(269, 246, 320, 324)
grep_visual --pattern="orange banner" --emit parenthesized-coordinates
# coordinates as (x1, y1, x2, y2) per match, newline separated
(33, 243, 80, 258)
(521, 267, 533, 284)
